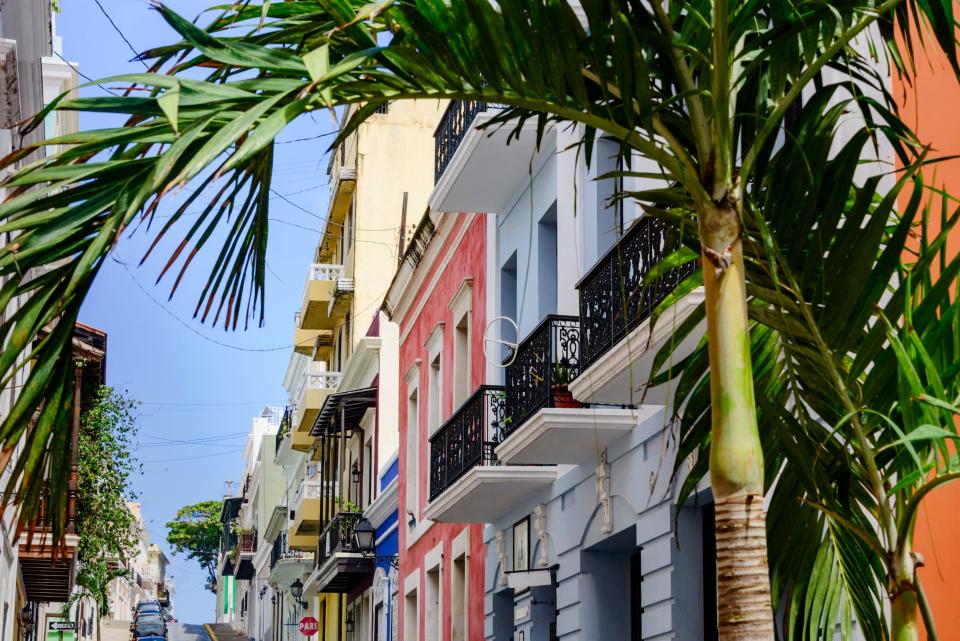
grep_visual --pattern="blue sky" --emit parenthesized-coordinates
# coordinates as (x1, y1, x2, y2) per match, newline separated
(57, 0, 335, 622)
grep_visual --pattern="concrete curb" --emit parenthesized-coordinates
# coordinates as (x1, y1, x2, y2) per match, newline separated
(203, 623, 219, 641)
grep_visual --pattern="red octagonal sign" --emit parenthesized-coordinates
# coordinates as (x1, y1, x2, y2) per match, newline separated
(298, 617, 318, 636)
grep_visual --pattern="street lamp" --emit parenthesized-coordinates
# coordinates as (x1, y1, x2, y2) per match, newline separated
(351, 462, 361, 487)
(352, 517, 399, 569)
(289, 579, 307, 610)
(353, 518, 375, 552)
(345, 612, 354, 635)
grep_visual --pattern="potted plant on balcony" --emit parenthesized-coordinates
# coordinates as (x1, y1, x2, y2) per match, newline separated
(550, 363, 580, 409)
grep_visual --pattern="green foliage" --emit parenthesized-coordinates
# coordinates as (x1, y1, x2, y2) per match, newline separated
(0, 1, 958, 639)
(165, 500, 222, 593)
(72, 387, 141, 618)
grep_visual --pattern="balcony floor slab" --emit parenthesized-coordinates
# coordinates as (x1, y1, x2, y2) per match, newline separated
(495, 406, 664, 465)
(424, 466, 557, 523)
(570, 288, 705, 406)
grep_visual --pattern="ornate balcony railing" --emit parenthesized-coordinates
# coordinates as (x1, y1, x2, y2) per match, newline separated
(428, 385, 507, 502)
(275, 406, 292, 453)
(503, 316, 582, 440)
(434, 101, 505, 182)
(270, 532, 308, 569)
(308, 263, 344, 282)
(577, 216, 698, 371)
(317, 512, 363, 566)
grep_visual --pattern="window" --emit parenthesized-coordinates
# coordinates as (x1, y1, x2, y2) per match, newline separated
(500, 253, 518, 366)
(449, 279, 473, 408)
(346, 204, 354, 251)
(451, 553, 467, 641)
(425, 566, 441, 641)
(404, 588, 419, 641)
(405, 386, 420, 523)
(538, 205, 558, 319)
(428, 353, 442, 433)
(375, 102, 390, 115)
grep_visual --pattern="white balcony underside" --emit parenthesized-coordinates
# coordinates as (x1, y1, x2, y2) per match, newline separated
(495, 406, 665, 465)
(424, 466, 557, 524)
(428, 112, 552, 214)
(269, 557, 312, 584)
(569, 288, 705, 406)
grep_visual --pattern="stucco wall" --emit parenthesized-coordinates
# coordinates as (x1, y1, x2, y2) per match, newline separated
(396, 213, 489, 641)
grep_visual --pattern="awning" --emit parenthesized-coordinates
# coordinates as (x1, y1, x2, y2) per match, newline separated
(309, 387, 377, 436)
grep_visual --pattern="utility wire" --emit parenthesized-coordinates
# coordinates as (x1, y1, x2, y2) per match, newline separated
(114, 257, 307, 353)
(54, 50, 120, 96)
(92, 0, 149, 68)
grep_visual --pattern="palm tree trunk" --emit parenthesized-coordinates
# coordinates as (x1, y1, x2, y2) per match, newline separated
(702, 236, 775, 641)
(891, 590, 919, 641)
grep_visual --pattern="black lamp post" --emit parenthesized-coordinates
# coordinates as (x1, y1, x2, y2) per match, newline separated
(290, 578, 307, 610)
(353, 517, 375, 552)
(352, 517, 399, 569)
(351, 463, 361, 487)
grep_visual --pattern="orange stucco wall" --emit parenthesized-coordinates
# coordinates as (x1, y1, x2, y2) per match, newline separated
(893, 14, 960, 641)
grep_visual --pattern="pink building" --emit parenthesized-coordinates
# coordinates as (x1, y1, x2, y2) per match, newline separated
(384, 211, 491, 641)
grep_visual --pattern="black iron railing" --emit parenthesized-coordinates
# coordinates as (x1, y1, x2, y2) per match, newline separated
(503, 316, 581, 440)
(577, 216, 698, 371)
(270, 532, 304, 569)
(317, 512, 363, 566)
(428, 385, 506, 501)
(275, 406, 292, 454)
(434, 101, 504, 182)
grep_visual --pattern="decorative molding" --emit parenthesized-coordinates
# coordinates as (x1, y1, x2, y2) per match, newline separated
(365, 476, 399, 528)
(496, 531, 509, 586)
(534, 504, 548, 567)
(424, 321, 445, 355)
(403, 360, 422, 389)
(597, 448, 612, 535)
(447, 277, 474, 319)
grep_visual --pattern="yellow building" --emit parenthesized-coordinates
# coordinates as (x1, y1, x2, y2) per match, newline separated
(277, 99, 444, 641)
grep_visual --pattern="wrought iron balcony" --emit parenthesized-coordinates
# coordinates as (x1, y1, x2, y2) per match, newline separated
(434, 101, 504, 182)
(577, 216, 698, 371)
(428, 385, 506, 502)
(503, 316, 582, 441)
(270, 532, 307, 569)
(317, 512, 362, 564)
(275, 406, 292, 453)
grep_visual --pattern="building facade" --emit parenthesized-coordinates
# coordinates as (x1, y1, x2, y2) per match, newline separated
(384, 210, 490, 641)
(0, 3, 79, 641)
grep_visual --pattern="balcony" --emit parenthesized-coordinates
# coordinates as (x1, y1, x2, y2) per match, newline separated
(294, 264, 345, 353)
(424, 386, 556, 524)
(289, 479, 326, 548)
(233, 531, 257, 580)
(275, 407, 297, 464)
(17, 493, 79, 602)
(270, 531, 313, 584)
(308, 512, 373, 594)
(429, 100, 548, 214)
(290, 361, 342, 451)
(491, 315, 645, 464)
(571, 216, 702, 405)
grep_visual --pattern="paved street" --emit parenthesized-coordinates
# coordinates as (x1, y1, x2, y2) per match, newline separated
(101, 620, 213, 641)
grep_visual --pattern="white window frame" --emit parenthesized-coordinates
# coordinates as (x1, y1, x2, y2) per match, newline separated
(448, 279, 473, 409)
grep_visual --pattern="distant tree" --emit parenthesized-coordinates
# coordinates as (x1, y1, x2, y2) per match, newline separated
(165, 501, 222, 593)
(70, 387, 141, 641)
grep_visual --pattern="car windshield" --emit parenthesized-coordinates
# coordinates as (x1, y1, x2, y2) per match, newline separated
(136, 615, 163, 625)
(134, 624, 165, 637)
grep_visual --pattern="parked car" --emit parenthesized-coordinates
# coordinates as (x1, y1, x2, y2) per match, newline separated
(130, 614, 166, 635)
(132, 620, 166, 641)
(162, 613, 177, 624)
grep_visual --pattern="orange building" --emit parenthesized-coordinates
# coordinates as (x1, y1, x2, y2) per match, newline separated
(894, 17, 960, 641)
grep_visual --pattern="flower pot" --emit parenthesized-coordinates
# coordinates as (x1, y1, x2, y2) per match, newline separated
(551, 384, 580, 408)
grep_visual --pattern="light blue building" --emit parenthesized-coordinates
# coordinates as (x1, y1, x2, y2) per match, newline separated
(365, 452, 399, 641)
(425, 103, 711, 641)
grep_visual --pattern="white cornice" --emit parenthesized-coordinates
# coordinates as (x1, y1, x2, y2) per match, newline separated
(365, 476, 399, 528)
(338, 335, 383, 392)
(447, 278, 473, 319)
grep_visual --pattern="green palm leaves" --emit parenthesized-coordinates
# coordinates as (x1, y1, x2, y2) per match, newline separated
(0, 1, 958, 639)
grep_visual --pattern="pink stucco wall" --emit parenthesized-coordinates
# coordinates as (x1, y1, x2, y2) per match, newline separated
(396, 214, 488, 641)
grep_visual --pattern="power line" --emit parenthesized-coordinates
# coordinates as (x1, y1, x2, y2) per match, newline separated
(92, 0, 149, 69)
(114, 257, 308, 353)
(275, 132, 337, 145)
(139, 449, 245, 464)
(54, 50, 120, 97)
